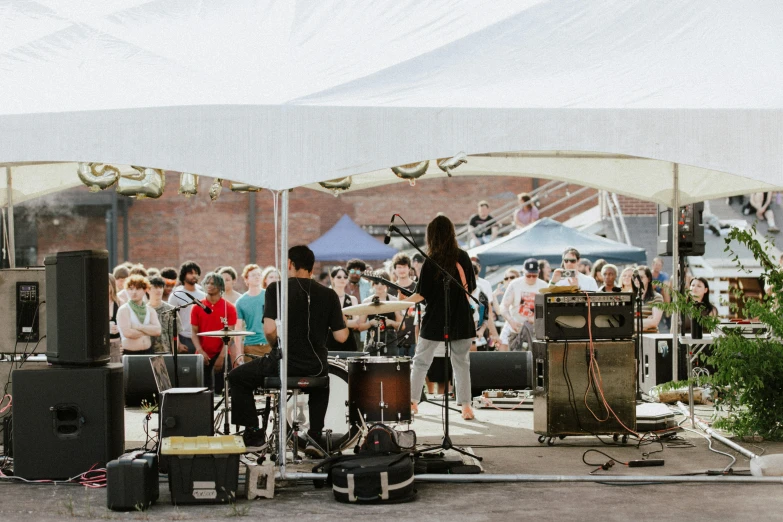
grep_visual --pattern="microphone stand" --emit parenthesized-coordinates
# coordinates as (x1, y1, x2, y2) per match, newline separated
(633, 279, 644, 401)
(388, 224, 483, 461)
(158, 304, 192, 388)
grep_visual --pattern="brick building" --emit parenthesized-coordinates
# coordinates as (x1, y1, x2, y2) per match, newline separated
(11, 172, 655, 289)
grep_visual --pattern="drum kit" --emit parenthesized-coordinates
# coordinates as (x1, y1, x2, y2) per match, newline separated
(197, 298, 417, 453)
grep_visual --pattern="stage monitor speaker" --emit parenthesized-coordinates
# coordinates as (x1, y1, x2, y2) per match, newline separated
(12, 364, 124, 479)
(158, 388, 214, 440)
(532, 340, 636, 437)
(123, 354, 205, 406)
(44, 250, 110, 366)
(0, 268, 47, 355)
(657, 202, 705, 256)
(469, 351, 533, 394)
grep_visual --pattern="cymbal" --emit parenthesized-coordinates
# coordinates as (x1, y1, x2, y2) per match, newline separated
(197, 330, 255, 337)
(342, 300, 412, 316)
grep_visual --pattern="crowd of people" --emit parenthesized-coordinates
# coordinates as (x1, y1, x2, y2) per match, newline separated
(109, 212, 723, 452)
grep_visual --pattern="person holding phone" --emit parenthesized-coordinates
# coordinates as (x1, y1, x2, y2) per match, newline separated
(549, 247, 599, 291)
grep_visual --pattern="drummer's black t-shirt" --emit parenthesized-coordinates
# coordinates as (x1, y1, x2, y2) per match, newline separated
(264, 277, 346, 376)
(417, 250, 477, 341)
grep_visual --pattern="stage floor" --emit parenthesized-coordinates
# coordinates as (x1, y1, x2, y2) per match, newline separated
(2, 396, 782, 521)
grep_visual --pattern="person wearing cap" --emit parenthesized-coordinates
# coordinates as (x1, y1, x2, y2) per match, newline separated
(467, 200, 499, 247)
(549, 247, 599, 291)
(499, 258, 548, 351)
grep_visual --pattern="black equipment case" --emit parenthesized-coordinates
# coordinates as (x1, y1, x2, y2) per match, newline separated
(318, 453, 416, 504)
(106, 452, 159, 511)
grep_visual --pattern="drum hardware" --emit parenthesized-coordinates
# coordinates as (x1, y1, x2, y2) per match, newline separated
(196, 327, 255, 435)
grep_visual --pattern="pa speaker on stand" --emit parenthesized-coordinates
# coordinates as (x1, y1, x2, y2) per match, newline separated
(44, 250, 110, 366)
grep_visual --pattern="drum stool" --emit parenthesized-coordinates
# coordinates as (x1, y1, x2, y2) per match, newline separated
(255, 374, 330, 463)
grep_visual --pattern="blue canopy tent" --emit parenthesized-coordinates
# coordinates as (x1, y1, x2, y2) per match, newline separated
(468, 218, 647, 268)
(309, 214, 398, 262)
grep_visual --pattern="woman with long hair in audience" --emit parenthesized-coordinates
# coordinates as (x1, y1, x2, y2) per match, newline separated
(685, 277, 718, 333)
(619, 267, 636, 293)
(404, 215, 477, 420)
(637, 265, 664, 332)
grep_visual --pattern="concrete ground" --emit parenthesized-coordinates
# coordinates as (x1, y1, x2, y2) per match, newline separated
(1, 398, 782, 521)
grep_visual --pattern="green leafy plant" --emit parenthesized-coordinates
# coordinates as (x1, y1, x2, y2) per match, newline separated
(660, 225, 783, 440)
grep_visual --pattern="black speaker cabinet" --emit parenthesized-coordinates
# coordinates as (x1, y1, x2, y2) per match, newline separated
(159, 388, 214, 440)
(12, 364, 124, 479)
(532, 341, 636, 437)
(44, 250, 110, 365)
(122, 354, 205, 406)
(469, 351, 533, 393)
(657, 202, 705, 256)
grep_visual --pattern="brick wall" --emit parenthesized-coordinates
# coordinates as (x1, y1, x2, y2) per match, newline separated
(615, 194, 657, 216)
(24, 173, 656, 287)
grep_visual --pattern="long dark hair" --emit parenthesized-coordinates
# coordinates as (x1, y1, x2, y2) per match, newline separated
(693, 277, 714, 312)
(426, 215, 460, 279)
(638, 265, 655, 302)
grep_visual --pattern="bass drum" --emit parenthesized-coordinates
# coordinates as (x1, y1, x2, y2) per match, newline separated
(286, 358, 360, 452)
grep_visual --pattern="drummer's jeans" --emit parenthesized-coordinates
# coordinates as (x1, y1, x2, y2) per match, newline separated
(228, 355, 329, 440)
(410, 338, 472, 406)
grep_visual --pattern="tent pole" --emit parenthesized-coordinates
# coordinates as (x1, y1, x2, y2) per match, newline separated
(278, 189, 289, 475)
(670, 163, 689, 426)
(5, 167, 15, 268)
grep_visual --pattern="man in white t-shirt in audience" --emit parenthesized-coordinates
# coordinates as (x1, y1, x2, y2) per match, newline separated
(549, 247, 599, 291)
(499, 258, 548, 351)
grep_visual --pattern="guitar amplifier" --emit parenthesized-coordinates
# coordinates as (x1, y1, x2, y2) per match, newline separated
(534, 292, 633, 341)
(533, 340, 636, 437)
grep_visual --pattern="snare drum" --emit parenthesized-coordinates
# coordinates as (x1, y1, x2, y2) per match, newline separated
(347, 356, 411, 426)
(286, 358, 359, 451)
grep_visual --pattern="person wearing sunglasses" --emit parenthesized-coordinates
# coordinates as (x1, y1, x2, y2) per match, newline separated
(499, 259, 548, 351)
(345, 258, 372, 303)
(549, 247, 599, 291)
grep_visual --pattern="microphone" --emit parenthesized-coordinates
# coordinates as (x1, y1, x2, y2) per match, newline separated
(184, 291, 212, 315)
(384, 214, 396, 244)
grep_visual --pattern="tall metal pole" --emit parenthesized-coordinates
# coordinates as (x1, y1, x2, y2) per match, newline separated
(278, 189, 289, 475)
(6, 167, 15, 268)
(670, 164, 689, 426)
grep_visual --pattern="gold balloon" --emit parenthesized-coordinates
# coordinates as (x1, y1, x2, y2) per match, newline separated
(229, 182, 262, 193)
(209, 178, 223, 201)
(319, 176, 352, 196)
(179, 173, 199, 197)
(77, 162, 120, 192)
(391, 160, 429, 186)
(117, 166, 165, 199)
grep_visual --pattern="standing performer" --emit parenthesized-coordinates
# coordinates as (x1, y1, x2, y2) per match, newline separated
(228, 246, 348, 454)
(404, 215, 477, 421)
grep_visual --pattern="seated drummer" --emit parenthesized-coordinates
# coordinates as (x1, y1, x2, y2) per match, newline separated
(228, 245, 348, 455)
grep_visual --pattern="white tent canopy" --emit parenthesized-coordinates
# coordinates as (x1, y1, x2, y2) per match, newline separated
(1, 1, 782, 205)
(2, 0, 783, 466)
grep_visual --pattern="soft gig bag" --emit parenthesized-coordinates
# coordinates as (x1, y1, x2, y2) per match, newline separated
(330, 453, 415, 504)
